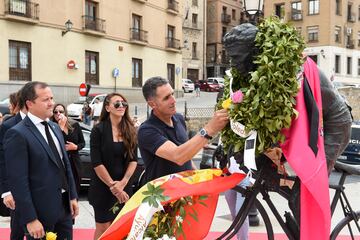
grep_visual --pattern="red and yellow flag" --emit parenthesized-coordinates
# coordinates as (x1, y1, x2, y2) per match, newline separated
(99, 169, 245, 240)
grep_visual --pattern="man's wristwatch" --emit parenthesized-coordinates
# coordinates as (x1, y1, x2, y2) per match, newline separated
(199, 128, 213, 140)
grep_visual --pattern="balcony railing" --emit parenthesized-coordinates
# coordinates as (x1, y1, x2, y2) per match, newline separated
(347, 39, 355, 49)
(221, 13, 231, 24)
(82, 15, 106, 33)
(347, 13, 356, 22)
(166, 37, 180, 49)
(183, 21, 202, 29)
(130, 28, 148, 43)
(167, 0, 179, 12)
(289, 10, 302, 21)
(4, 0, 39, 20)
(221, 54, 230, 64)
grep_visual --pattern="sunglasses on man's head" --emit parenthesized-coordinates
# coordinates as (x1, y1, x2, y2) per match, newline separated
(113, 101, 128, 109)
(53, 110, 65, 114)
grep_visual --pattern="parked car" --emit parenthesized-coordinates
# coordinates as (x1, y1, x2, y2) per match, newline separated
(0, 97, 10, 116)
(207, 77, 225, 88)
(78, 123, 145, 191)
(199, 80, 221, 92)
(182, 79, 195, 93)
(67, 93, 106, 120)
(338, 123, 360, 165)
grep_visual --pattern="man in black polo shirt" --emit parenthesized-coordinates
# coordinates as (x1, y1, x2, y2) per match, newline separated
(138, 76, 229, 182)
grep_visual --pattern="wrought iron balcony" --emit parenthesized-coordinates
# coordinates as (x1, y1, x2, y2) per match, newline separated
(82, 15, 106, 33)
(347, 13, 356, 23)
(130, 28, 148, 44)
(167, 0, 179, 13)
(183, 21, 202, 30)
(4, 0, 39, 21)
(165, 37, 180, 50)
(221, 13, 231, 24)
(346, 39, 355, 49)
(289, 10, 302, 21)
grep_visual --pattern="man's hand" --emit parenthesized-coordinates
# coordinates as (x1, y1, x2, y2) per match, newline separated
(26, 219, 45, 239)
(3, 194, 15, 210)
(70, 199, 79, 219)
(205, 109, 229, 136)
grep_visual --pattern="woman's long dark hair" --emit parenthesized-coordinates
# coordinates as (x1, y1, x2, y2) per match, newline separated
(99, 93, 137, 160)
(50, 103, 74, 132)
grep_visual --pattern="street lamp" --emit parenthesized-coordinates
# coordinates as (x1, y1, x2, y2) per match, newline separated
(242, 0, 264, 24)
(62, 19, 73, 36)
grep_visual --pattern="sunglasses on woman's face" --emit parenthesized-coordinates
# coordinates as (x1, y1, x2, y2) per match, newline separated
(53, 110, 65, 114)
(113, 101, 128, 109)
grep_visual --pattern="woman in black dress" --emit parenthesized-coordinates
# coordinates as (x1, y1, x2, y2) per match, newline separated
(89, 93, 137, 240)
(51, 103, 85, 194)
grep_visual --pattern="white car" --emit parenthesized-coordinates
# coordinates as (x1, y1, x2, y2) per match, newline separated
(182, 79, 195, 93)
(67, 93, 106, 120)
(207, 77, 225, 88)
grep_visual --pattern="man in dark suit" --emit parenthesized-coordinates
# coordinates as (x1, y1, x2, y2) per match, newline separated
(0, 90, 27, 240)
(4, 82, 79, 240)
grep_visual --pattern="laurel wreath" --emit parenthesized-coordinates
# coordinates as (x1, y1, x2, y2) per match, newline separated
(219, 16, 306, 154)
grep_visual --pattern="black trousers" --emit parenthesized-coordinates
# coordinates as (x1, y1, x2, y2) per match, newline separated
(25, 193, 73, 240)
(10, 209, 25, 240)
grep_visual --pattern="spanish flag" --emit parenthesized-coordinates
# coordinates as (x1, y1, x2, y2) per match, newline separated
(99, 169, 245, 240)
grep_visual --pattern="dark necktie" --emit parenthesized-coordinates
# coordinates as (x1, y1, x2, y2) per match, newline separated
(41, 121, 69, 191)
(303, 76, 319, 156)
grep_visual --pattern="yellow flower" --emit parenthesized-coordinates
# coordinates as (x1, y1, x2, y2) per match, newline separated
(222, 98, 232, 110)
(46, 232, 57, 240)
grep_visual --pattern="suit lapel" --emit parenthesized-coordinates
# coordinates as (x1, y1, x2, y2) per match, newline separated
(24, 117, 60, 168)
(48, 121, 68, 162)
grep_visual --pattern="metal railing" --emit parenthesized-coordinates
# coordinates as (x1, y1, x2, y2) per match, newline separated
(289, 10, 302, 21)
(183, 21, 202, 29)
(4, 0, 39, 20)
(167, 0, 179, 12)
(347, 39, 355, 49)
(165, 37, 180, 49)
(347, 13, 356, 22)
(82, 15, 106, 33)
(221, 13, 231, 24)
(130, 28, 148, 43)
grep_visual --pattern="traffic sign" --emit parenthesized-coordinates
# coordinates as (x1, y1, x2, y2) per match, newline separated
(79, 83, 91, 96)
(67, 60, 76, 69)
(113, 68, 120, 78)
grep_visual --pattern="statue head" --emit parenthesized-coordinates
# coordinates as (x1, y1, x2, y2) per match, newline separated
(223, 23, 259, 76)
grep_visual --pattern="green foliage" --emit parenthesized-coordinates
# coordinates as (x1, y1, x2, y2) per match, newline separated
(141, 184, 208, 240)
(219, 16, 305, 154)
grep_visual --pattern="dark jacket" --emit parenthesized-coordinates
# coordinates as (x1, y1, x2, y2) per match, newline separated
(4, 117, 77, 225)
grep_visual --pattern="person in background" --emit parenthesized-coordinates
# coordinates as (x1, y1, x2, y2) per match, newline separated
(51, 103, 85, 195)
(138, 76, 229, 182)
(0, 89, 27, 240)
(3, 92, 19, 122)
(195, 80, 201, 97)
(4, 81, 78, 240)
(89, 93, 138, 240)
(91, 98, 102, 126)
(81, 102, 92, 126)
(0, 112, 3, 125)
